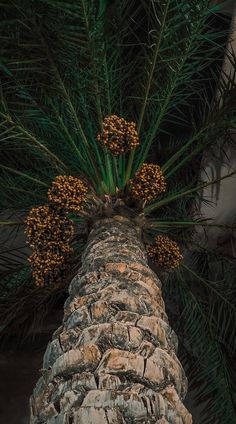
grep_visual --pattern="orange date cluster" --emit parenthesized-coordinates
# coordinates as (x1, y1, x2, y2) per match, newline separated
(47, 175, 88, 213)
(28, 248, 73, 287)
(97, 115, 139, 156)
(25, 175, 89, 287)
(130, 163, 166, 201)
(25, 204, 74, 287)
(146, 235, 183, 268)
(25, 205, 74, 248)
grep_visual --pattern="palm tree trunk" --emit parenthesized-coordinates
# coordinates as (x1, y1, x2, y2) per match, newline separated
(30, 215, 192, 424)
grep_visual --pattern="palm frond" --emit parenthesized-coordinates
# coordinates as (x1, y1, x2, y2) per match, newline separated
(144, 169, 236, 214)
(164, 257, 236, 423)
(128, 1, 231, 174)
(0, 219, 87, 346)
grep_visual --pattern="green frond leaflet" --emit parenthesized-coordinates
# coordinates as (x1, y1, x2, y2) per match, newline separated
(144, 170, 236, 214)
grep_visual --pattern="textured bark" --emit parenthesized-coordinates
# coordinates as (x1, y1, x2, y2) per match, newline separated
(30, 215, 192, 424)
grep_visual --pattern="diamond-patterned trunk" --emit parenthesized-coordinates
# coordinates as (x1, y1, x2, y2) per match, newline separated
(30, 215, 192, 424)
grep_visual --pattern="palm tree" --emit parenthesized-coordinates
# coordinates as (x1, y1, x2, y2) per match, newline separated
(0, 1, 236, 423)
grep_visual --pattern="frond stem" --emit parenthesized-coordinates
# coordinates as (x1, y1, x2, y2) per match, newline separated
(37, 30, 103, 185)
(147, 220, 236, 229)
(0, 221, 24, 226)
(47, 99, 87, 165)
(137, 13, 205, 167)
(137, 0, 171, 134)
(0, 112, 67, 171)
(80, 0, 103, 128)
(0, 164, 49, 187)
(181, 263, 236, 313)
(144, 169, 236, 214)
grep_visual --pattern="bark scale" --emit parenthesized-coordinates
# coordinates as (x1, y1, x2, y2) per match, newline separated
(30, 215, 192, 424)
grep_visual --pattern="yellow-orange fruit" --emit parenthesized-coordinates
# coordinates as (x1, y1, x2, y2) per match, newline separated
(28, 246, 73, 287)
(25, 203, 75, 287)
(130, 163, 166, 201)
(25, 205, 74, 248)
(97, 115, 139, 156)
(146, 235, 183, 268)
(48, 175, 88, 213)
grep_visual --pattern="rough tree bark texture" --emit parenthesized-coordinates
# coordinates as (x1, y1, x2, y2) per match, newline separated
(30, 215, 192, 424)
